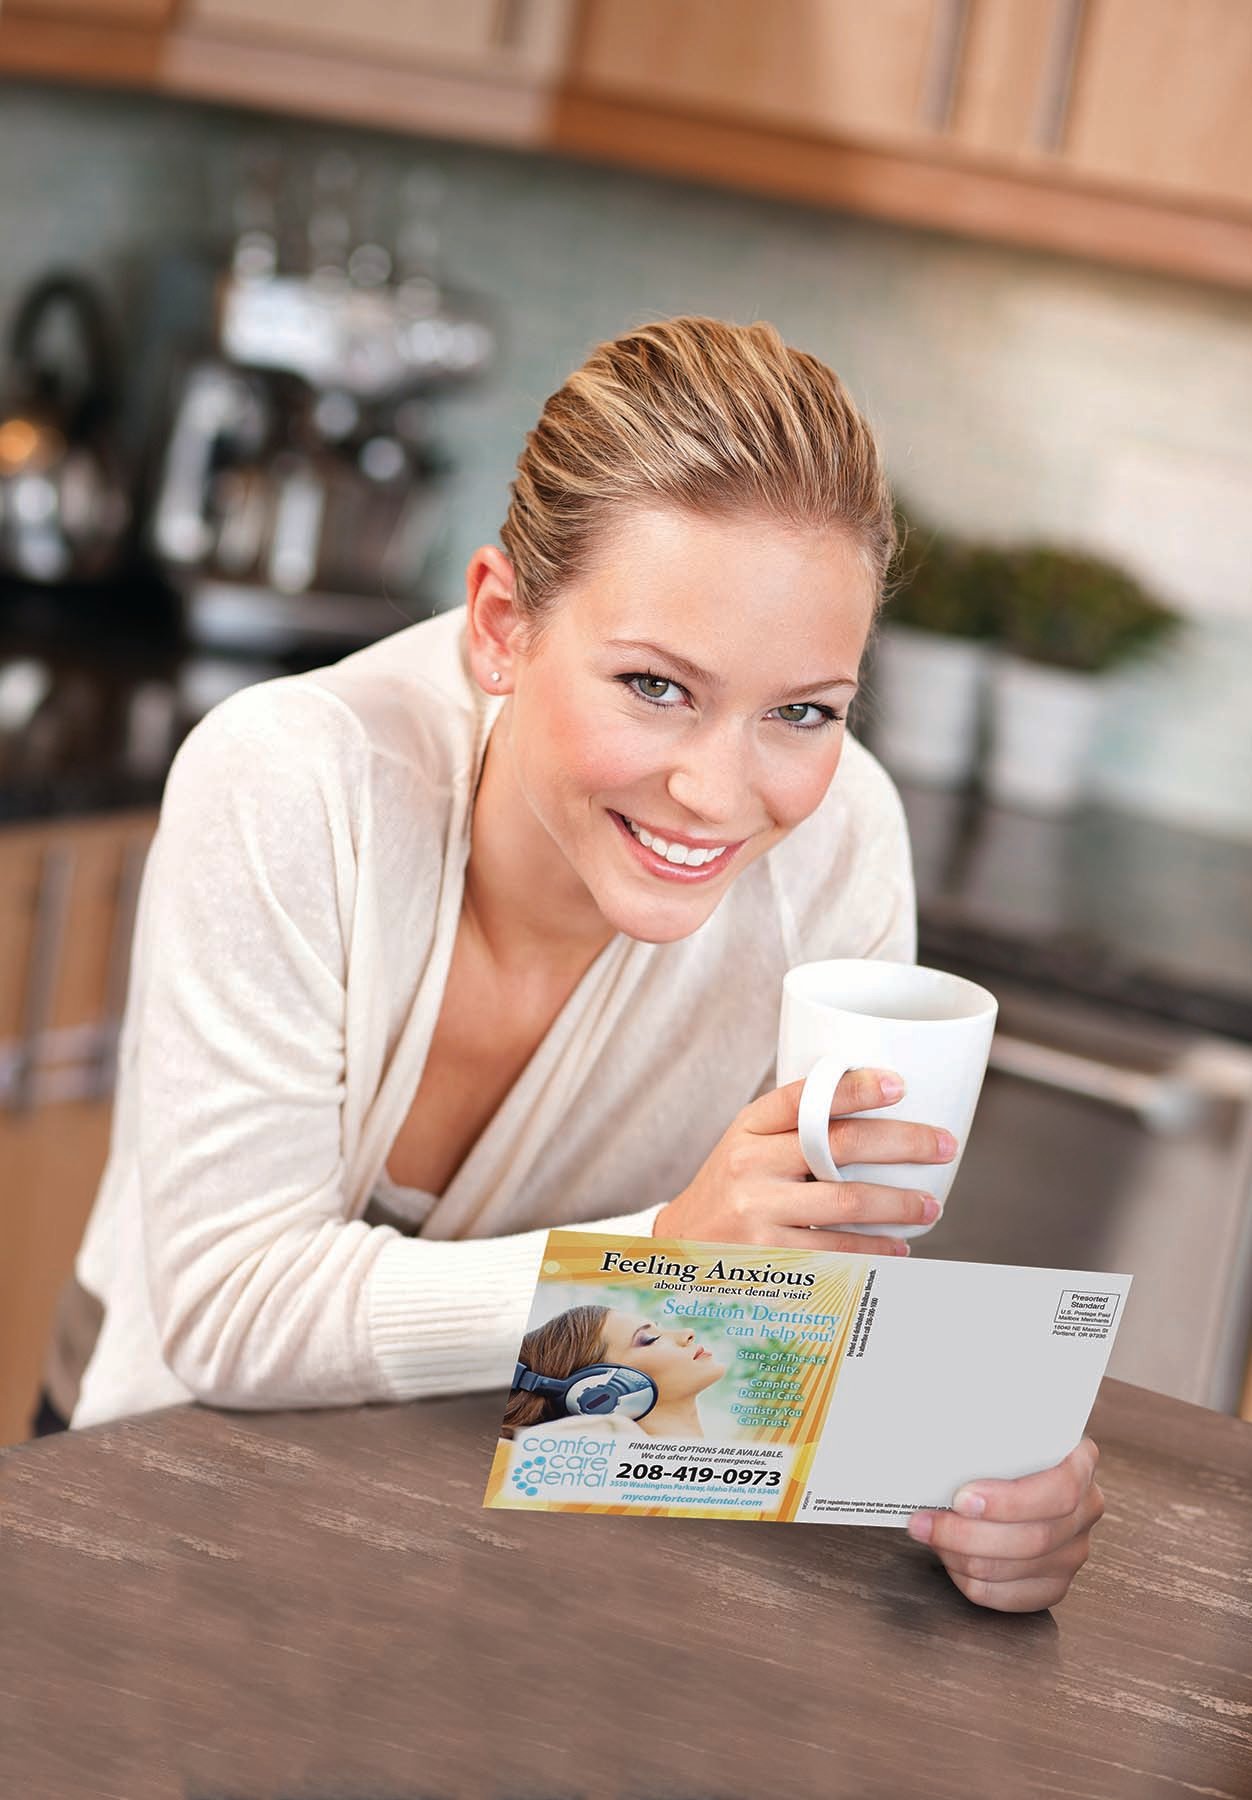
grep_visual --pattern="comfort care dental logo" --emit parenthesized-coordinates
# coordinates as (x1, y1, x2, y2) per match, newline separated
(510, 1433, 615, 1496)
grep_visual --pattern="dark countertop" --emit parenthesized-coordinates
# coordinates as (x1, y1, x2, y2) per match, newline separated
(902, 781, 1252, 1042)
(4, 580, 1252, 1041)
(0, 573, 409, 823)
(2, 1380, 1249, 1798)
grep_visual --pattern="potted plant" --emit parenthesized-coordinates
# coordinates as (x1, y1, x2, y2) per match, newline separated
(980, 545, 1179, 814)
(867, 504, 993, 788)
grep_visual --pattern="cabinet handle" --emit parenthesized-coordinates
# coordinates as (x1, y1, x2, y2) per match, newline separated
(10, 843, 75, 1114)
(91, 837, 149, 1102)
(494, 0, 529, 53)
(920, 0, 971, 133)
(1032, 0, 1087, 153)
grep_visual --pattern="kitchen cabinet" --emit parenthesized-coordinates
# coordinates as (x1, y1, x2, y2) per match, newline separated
(182, 0, 573, 83)
(0, 808, 155, 1446)
(569, 0, 1252, 202)
(161, 0, 576, 141)
(569, 0, 948, 147)
(0, 1098, 113, 1446)
(1, 0, 1250, 285)
(0, 0, 578, 145)
(1062, 0, 1252, 211)
(557, 0, 1252, 289)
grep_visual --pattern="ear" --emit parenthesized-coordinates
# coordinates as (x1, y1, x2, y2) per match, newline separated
(464, 545, 529, 694)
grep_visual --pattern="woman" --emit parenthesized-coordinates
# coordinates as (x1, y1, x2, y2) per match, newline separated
(43, 316, 1102, 1611)
(504, 1304, 728, 1442)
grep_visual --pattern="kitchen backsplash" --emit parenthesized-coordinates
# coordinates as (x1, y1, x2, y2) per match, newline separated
(2, 81, 1250, 840)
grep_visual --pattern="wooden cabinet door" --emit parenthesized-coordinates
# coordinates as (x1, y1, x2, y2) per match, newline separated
(571, 0, 952, 146)
(1063, 0, 1252, 208)
(0, 811, 156, 1445)
(0, 810, 154, 1108)
(0, 1099, 114, 1446)
(185, 0, 574, 78)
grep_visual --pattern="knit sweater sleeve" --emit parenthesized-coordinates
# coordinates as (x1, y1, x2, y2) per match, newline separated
(135, 684, 661, 1414)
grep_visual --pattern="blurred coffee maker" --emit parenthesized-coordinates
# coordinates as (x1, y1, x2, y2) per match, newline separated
(0, 271, 131, 588)
(150, 154, 494, 652)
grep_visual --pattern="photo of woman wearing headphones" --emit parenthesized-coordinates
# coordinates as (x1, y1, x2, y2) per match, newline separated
(503, 1304, 727, 1442)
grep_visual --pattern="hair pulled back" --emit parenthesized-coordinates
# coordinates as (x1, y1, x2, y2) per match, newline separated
(500, 315, 895, 637)
(501, 1303, 610, 1438)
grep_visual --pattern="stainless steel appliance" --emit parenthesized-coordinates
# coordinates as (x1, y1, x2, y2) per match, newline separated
(149, 154, 494, 652)
(914, 976, 1252, 1414)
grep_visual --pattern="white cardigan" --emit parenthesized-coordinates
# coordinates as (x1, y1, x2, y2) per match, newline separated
(70, 605, 915, 1429)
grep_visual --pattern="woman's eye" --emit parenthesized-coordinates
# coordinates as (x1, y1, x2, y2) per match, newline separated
(620, 672, 684, 708)
(635, 1333, 659, 1347)
(774, 701, 843, 732)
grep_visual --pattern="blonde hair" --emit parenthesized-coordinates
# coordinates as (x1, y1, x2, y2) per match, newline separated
(500, 315, 895, 637)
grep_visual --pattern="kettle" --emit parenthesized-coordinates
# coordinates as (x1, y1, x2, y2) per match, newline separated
(0, 271, 131, 586)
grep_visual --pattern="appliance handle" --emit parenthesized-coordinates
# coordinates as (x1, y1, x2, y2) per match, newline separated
(988, 1032, 1214, 1135)
(151, 364, 249, 566)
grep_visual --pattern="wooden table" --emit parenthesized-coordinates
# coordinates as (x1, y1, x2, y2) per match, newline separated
(2, 1378, 1249, 1800)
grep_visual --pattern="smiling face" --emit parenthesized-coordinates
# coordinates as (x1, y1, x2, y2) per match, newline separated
(490, 505, 879, 946)
(599, 1307, 727, 1403)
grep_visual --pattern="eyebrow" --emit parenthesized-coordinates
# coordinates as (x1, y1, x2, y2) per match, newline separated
(606, 638, 857, 700)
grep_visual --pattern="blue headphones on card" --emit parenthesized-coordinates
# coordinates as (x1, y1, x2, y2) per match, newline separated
(512, 1360, 658, 1420)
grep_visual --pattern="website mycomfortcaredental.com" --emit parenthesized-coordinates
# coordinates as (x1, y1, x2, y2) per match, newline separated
(484, 1232, 1130, 1527)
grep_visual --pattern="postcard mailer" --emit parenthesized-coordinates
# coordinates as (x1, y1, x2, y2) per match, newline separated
(483, 1232, 1131, 1526)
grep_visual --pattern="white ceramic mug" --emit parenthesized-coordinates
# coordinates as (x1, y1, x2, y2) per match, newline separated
(776, 959, 998, 1239)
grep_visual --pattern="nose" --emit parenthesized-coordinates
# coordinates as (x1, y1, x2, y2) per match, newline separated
(664, 719, 756, 828)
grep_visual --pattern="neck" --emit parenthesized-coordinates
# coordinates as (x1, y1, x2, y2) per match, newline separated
(465, 701, 616, 976)
(639, 1396, 705, 1440)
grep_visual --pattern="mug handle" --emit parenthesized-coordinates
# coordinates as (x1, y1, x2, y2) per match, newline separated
(797, 1053, 850, 1182)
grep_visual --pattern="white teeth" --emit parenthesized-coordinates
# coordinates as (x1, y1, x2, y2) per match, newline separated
(622, 816, 728, 867)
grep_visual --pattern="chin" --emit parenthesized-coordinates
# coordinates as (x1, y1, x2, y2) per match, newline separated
(619, 913, 719, 948)
(592, 882, 728, 946)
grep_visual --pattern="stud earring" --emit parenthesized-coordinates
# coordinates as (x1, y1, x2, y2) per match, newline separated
(490, 671, 501, 683)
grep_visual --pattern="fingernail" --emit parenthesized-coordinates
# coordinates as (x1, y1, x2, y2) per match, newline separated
(907, 1513, 933, 1543)
(881, 1072, 905, 1100)
(937, 1130, 957, 1158)
(892, 1239, 911, 1256)
(953, 1488, 986, 1517)
(922, 1196, 941, 1223)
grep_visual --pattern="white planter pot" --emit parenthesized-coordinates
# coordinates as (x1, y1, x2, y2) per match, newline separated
(869, 624, 989, 788)
(985, 654, 1104, 814)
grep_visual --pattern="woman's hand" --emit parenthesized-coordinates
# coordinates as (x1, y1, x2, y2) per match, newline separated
(653, 1068, 955, 1256)
(907, 1438, 1105, 1612)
